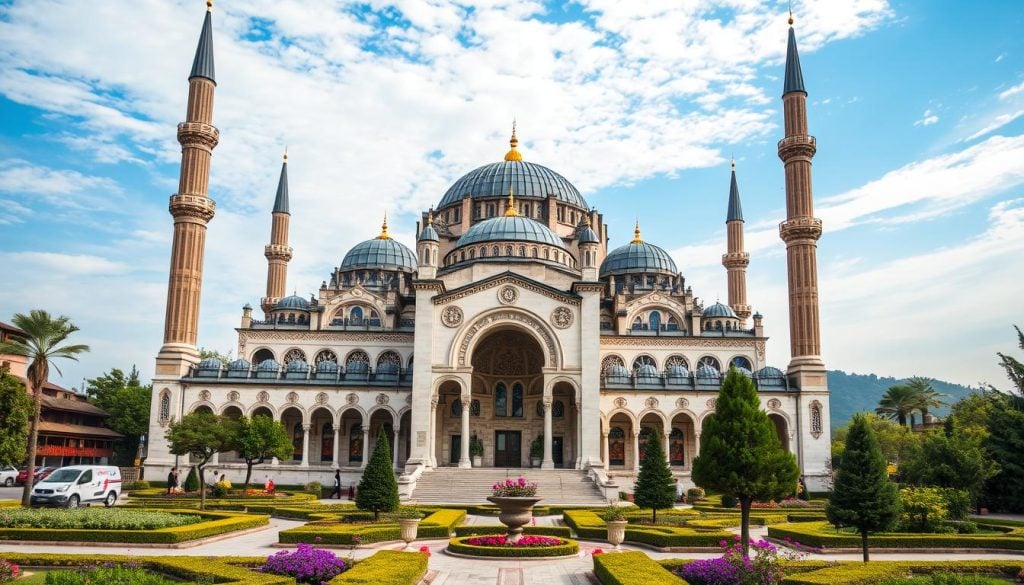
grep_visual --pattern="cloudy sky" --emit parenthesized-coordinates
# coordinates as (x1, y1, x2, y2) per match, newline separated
(0, 0, 1022, 391)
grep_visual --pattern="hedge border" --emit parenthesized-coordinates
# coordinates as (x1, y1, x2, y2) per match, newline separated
(279, 508, 467, 545)
(778, 560, 1024, 585)
(767, 521, 1024, 551)
(447, 535, 579, 558)
(563, 509, 731, 549)
(593, 550, 683, 585)
(0, 509, 267, 544)
(453, 525, 572, 538)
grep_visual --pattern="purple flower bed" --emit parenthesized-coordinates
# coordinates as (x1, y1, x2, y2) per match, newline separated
(673, 536, 796, 585)
(259, 543, 349, 584)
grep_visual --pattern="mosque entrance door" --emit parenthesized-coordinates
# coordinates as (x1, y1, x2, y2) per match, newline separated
(494, 431, 521, 467)
(552, 436, 563, 467)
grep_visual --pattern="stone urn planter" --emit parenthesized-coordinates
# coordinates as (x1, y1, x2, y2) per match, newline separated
(472, 455, 483, 467)
(606, 520, 628, 549)
(399, 518, 421, 550)
(487, 496, 543, 543)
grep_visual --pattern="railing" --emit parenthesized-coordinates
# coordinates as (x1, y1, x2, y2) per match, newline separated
(777, 134, 816, 150)
(187, 365, 413, 387)
(601, 372, 790, 391)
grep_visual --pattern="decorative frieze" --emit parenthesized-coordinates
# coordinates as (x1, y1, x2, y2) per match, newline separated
(435, 273, 581, 306)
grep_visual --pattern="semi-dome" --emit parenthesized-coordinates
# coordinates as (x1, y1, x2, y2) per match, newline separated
(316, 360, 339, 373)
(454, 215, 565, 250)
(667, 365, 689, 378)
(275, 294, 310, 311)
(635, 364, 659, 378)
(418, 216, 439, 242)
(756, 366, 786, 385)
(577, 224, 600, 245)
(340, 217, 416, 272)
(197, 358, 222, 370)
(227, 358, 250, 370)
(600, 224, 678, 278)
(735, 366, 753, 377)
(696, 364, 721, 381)
(703, 302, 737, 319)
(606, 364, 630, 380)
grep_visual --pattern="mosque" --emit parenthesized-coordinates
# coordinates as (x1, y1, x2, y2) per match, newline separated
(145, 3, 831, 498)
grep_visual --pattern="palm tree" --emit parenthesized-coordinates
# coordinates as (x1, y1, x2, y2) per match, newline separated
(0, 310, 89, 506)
(904, 377, 947, 423)
(875, 384, 921, 427)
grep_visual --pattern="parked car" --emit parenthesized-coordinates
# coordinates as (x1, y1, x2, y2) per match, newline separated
(33, 466, 57, 482)
(30, 466, 122, 508)
(0, 465, 16, 487)
(16, 468, 29, 485)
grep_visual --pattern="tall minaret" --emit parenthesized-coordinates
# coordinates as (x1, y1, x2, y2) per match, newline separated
(261, 151, 292, 315)
(722, 160, 751, 323)
(158, 0, 219, 368)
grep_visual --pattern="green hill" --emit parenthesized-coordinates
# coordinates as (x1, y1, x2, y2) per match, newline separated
(826, 370, 977, 429)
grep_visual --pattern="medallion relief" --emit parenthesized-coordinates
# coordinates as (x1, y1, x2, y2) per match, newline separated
(551, 306, 573, 329)
(441, 305, 463, 328)
(497, 285, 519, 305)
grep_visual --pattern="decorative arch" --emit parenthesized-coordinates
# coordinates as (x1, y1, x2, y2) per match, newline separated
(251, 347, 275, 364)
(376, 350, 402, 368)
(729, 355, 753, 371)
(367, 404, 400, 426)
(336, 404, 368, 426)
(809, 400, 824, 439)
(314, 350, 338, 365)
(697, 355, 722, 371)
(158, 389, 171, 423)
(278, 403, 309, 424)
(665, 354, 689, 370)
(636, 408, 669, 428)
(246, 403, 278, 418)
(219, 401, 246, 416)
(283, 348, 307, 365)
(632, 354, 657, 371)
(451, 307, 563, 369)
(187, 400, 216, 414)
(602, 407, 638, 428)
(601, 354, 625, 374)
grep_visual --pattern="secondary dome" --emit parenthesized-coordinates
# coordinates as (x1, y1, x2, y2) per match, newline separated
(275, 295, 310, 311)
(600, 222, 678, 278)
(703, 302, 737, 319)
(437, 130, 587, 210)
(454, 215, 565, 250)
(340, 216, 416, 272)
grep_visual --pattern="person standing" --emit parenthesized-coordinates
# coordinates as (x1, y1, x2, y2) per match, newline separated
(166, 467, 178, 495)
(331, 470, 342, 499)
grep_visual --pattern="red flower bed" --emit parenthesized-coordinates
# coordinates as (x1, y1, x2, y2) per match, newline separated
(463, 535, 562, 547)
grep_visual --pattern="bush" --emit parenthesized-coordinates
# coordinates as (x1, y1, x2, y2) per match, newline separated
(182, 468, 199, 492)
(592, 550, 682, 585)
(304, 481, 323, 494)
(687, 487, 706, 502)
(941, 489, 971, 521)
(0, 510, 266, 544)
(331, 550, 428, 585)
(721, 495, 737, 509)
(124, 481, 151, 491)
(766, 521, 1024, 551)
(212, 479, 232, 498)
(0, 559, 19, 583)
(0, 508, 202, 530)
(260, 543, 349, 584)
(453, 525, 572, 538)
(777, 560, 1024, 585)
(900, 488, 950, 532)
(43, 565, 177, 585)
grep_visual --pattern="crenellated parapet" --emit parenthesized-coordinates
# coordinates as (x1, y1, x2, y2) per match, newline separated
(176, 122, 219, 151)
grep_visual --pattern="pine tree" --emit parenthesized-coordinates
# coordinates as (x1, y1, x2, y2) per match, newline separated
(633, 432, 676, 522)
(692, 367, 800, 554)
(826, 413, 900, 562)
(183, 466, 199, 492)
(355, 427, 399, 520)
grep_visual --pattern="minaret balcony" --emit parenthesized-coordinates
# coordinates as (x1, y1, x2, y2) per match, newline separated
(779, 217, 823, 242)
(721, 252, 750, 268)
(264, 243, 293, 261)
(777, 134, 816, 159)
(169, 193, 216, 222)
(177, 122, 219, 150)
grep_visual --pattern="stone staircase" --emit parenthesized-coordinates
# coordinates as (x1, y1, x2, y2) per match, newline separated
(408, 468, 608, 505)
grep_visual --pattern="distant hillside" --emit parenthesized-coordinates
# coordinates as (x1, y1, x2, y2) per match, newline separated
(827, 370, 977, 429)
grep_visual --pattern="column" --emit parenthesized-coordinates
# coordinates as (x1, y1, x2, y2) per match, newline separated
(694, 431, 702, 464)
(542, 399, 554, 469)
(663, 432, 672, 465)
(458, 392, 471, 468)
(602, 431, 610, 472)
(332, 426, 341, 468)
(392, 425, 401, 471)
(300, 424, 311, 467)
(632, 430, 640, 473)
(360, 428, 370, 469)
(428, 398, 438, 467)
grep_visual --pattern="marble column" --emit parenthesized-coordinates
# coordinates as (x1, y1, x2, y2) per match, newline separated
(459, 393, 471, 469)
(542, 399, 554, 469)
(663, 432, 672, 465)
(632, 430, 640, 473)
(392, 426, 401, 471)
(428, 398, 438, 467)
(602, 431, 610, 472)
(300, 424, 311, 467)
(332, 426, 341, 468)
(360, 428, 370, 469)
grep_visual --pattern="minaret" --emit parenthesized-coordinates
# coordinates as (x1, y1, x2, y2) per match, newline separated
(261, 150, 293, 315)
(417, 211, 440, 280)
(158, 0, 219, 366)
(722, 160, 751, 323)
(778, 13, 824, 374)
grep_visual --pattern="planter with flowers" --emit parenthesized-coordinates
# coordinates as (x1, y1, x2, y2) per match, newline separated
(396, 507, 423, 550)
(486, 476, 541, 543)
(600, 506, 628, 549)
(447, 534, 579, 558)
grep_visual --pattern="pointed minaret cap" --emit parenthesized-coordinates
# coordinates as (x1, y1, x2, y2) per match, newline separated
(377, 212, 391, 239)
(783, 16, 806, 96)
(273, 149, 289, 214)
(504, 120, 523, 162)
(190, 2, 216, 83)
(727, 159, 744, 222)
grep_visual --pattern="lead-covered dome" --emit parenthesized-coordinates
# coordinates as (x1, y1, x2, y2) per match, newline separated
(455, 215, 565, 250)
(340, 218, 416, 273)
(275, 294, 310, 311)
(703, 302, 737, 319)
(600, 223, 678, 278)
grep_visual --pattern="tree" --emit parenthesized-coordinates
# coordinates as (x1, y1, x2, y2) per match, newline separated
(166, 411, 237, 510)
(198, 347, 232, 364)
(995, 325, 1024, 401)
(984, 400, 1024, 512)
(183, 466, 199, 492)
(826, 413, 900, 562)
(875, 384, 922, 427)
(633, 431, 676, 522)
(900, 421, 997, 509)
(832, 414, 918, 470)
(904, 377, 947, 424)
(0, 310, 89, 506)
(692, 368, 799, 554)
(232, 415, 292, 492)
(86, 366, 152, 465)
(0, 366, 32, 467)
(355, 427, 399, 520)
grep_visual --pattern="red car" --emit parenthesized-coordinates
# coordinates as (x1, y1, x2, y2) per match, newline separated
(17, 466, 56, 485)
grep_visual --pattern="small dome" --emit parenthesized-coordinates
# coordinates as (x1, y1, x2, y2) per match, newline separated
(286, 360, 309, 372)
(599, 227, 678, 277)
(756, 366, 786, 385)
(346, 361, 369, 374)
(735, 366, 753, 378)
(607, 364, 630, 378)
(341, 237, 416, 273)
(316, 360, 339, 373)
(696, 365, 721, 380)
(197, 358, 222, 370)
(454, 215, 566, 250)
(257, 359, 280, 371)
(376, 362, 399, 374)
(703, 302, 737, 319)
(667, 365, 689, 377)
(438, 160, 588, 210)
(227, 358, 251, 370)
(577, 225, 599, 245)
(275, 295, 311, 311)
(418, 222, 439, 242)
(636, 364, 659, 378)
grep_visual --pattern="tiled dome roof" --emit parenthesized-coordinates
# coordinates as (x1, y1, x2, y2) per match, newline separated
(227, 358, 250, 370)
(197, 358, 222, 370)
(600, 241, 678, 277)
(341, 237, 416, 272)
(577, 225, 600, 244)
(275, 295, 311, 311)
(454, 215, 565, 250)
(703, 302, 737, 318)
(438, 160, 588, 210)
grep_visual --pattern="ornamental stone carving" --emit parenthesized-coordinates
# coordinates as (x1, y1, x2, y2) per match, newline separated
(376, 393, 389, 406)
(198, 390, 211, 402)
(767, 398, 782, 410)
(550, 306, 573, 329)
(257, 391, 269, 403)
(706, 398, 717, 410)
(676, 397, 689, 409)
(227, 391, 240, 402)
(315, 392, 329, 405)
(497, 285, 519, 305)
(613, 397, 627, 408)
(458, 310, 559, 368)
(346, 393, 359, 405)
(645, 397, 659, 409)
(286, 391, 299, 404)
(441, 305, 463, 328)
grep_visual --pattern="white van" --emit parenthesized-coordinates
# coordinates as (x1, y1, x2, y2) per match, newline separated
(30, 465, 121, 508)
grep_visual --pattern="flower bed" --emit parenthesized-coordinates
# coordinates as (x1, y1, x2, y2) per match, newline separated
(767, 521, 1024, 551)
(259, 544, 349, 584)
(0, 508, 202, 530)
(491, 476, 538, 497)
(453, 525, 572, 538)
(447, 535, 579, 558)
(35, 564, 181, 585)
(0, 509, 266, 544)
(278, 509, 465, 546)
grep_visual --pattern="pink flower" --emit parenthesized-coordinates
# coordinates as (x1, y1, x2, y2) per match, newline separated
(592, 548, 604, 556)
(419, 546, 431, 557)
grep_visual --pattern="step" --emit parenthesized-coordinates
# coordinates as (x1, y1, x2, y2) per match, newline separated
(409, 468, 607, 505)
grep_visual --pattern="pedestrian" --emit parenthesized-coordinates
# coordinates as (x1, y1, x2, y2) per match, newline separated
(166, 467, 177, 495)
(331, 469, 342, 499)
(264, 475, 275, 494)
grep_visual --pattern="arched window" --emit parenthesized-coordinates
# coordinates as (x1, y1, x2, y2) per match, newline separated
(369, 310, 381, 326)
(631, 317, 643, 330)
(252, 348, 275, 364)
(535, 400, 544, 418)
(505, 245, 513, 256)
(665, 355, 688, 370)
(470, 249, 476, 259)
(494, 383, 507, 417)
(349, 424, 363, 463)
(346, 350, 370, 374)
(349, 306, 364, 325)
(608, 427, 625, 466)
(601, 355, 625, 374)
(292, 423, 304, 461)
(666, 315, 679, 331)
(315, 350, 337, 365)
(731, 356, 752, 371)
(669, 427, 686, 467)
(481, 247, 488, 258)
(511, 383, 524, 417)
(698, 356, 721, 371)
(159, 392, 171, 422)
(377, 351, 401, 369)
(321, 422, 334, 462)
(632, 355, 657, 372)
(283, 348, 306, 365)
(810, 401, 823, 438)
(638, 427, 653, 462)
(451, 399, 462, 417)
(471, 399, 481, 416)
(532, 247, 538, 258)
(552, 400, 564, 418)
(649, 311, 661, 331)
(518, 246, 526, 257)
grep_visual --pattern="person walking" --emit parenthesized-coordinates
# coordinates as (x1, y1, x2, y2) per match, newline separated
(166, 467, 178, 495)
(331, 469, 342, 499)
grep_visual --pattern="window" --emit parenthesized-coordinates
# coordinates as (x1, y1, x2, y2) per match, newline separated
(315, 350, 337, 365)
(731, 356, 752, 371)
(159, 392, 171, 421)
(649, 311, 661, 330)
(349, 306, 364, 325)
(632, 355, 657, 372)
(665, 355, 688, 370)
(608, 427, 625, 466)
(601, 355, 625, 374)
(451, 399, 463, 417)
(349, 424, 363, 463)
(494, 383, 507, 417)
(666, 315, 679, 331)
(552, 400, 564, 418)
(698, 356, 721, 371)
(810, 401, 823, 438)
(511, 383, 524, 417)
(669, 427, 686, 466)
(631, 317, 643, 330)
(283, 348, 306, 365)
(471, 399, 481, 416)
(252, 348, 274, 364)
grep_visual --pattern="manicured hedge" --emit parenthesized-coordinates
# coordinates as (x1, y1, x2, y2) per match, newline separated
(447, 535, 579, 558)
(779, 560, 1024, 585)
(279, 508, 466, 545)
(330, 550, 428, 585)
(767, 521, 1024, 551)
(593, 550, 683, 585)
(453, 525, 572, 538)
(0, 509, 267, 544)
(563, 509, 730, 548)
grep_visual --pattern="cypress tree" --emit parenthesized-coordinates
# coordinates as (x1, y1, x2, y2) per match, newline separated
(183, 466, 199, 492)
(633, 431, 676, 523)
(826, 413, 900, 562)
(355, 427, 400, 521)
(692, 367, 800, 554)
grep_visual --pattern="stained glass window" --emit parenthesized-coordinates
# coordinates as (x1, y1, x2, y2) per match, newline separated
(495, 383, 507, 417)
(512, 383, 524, 417)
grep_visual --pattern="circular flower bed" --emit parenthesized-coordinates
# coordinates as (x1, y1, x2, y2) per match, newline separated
(259, 543, 349, 583)
(447, 535, 579, 558)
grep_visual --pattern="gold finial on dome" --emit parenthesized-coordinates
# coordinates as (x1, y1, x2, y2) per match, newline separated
(504, 185, 519, 217)
(504, 119, 523, 162)
(631, 219, 644, 244)
(788, 1, 794, 25)
(377, 211, 390, 239)
(283, 145, 288, 162)
(207, 0, 213, 11)
(427, 210, 434, 225)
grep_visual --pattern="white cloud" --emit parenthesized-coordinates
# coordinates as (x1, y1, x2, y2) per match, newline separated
(963, 110, 1024, 142)
(0, 252, 128, 275)
(914, 109, 938, 126)
(0, 159, 122, 212)
(1000, 81, 1024, 101)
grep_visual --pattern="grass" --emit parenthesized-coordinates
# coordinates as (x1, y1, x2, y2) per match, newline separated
(0, 508, 202, 530)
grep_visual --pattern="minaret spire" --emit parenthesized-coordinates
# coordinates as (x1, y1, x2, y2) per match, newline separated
(631, 219, 643, 244)
(783, 16, 806, 96)
(722, 160, 751, 322)
(504, 120, 523, 162)
(504, 185, 519, 216)
(262, 150, 293, 314)
(378, 211, 391, 239)
(190, 2, 216, 84)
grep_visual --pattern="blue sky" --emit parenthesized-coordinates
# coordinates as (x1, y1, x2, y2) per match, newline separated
(0, 0, 1022, 391)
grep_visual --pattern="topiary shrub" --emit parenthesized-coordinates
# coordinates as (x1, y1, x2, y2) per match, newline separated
(721, 495, 737, 509)
(182, 468, 199, 493)
(687, 487, 706, 502)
